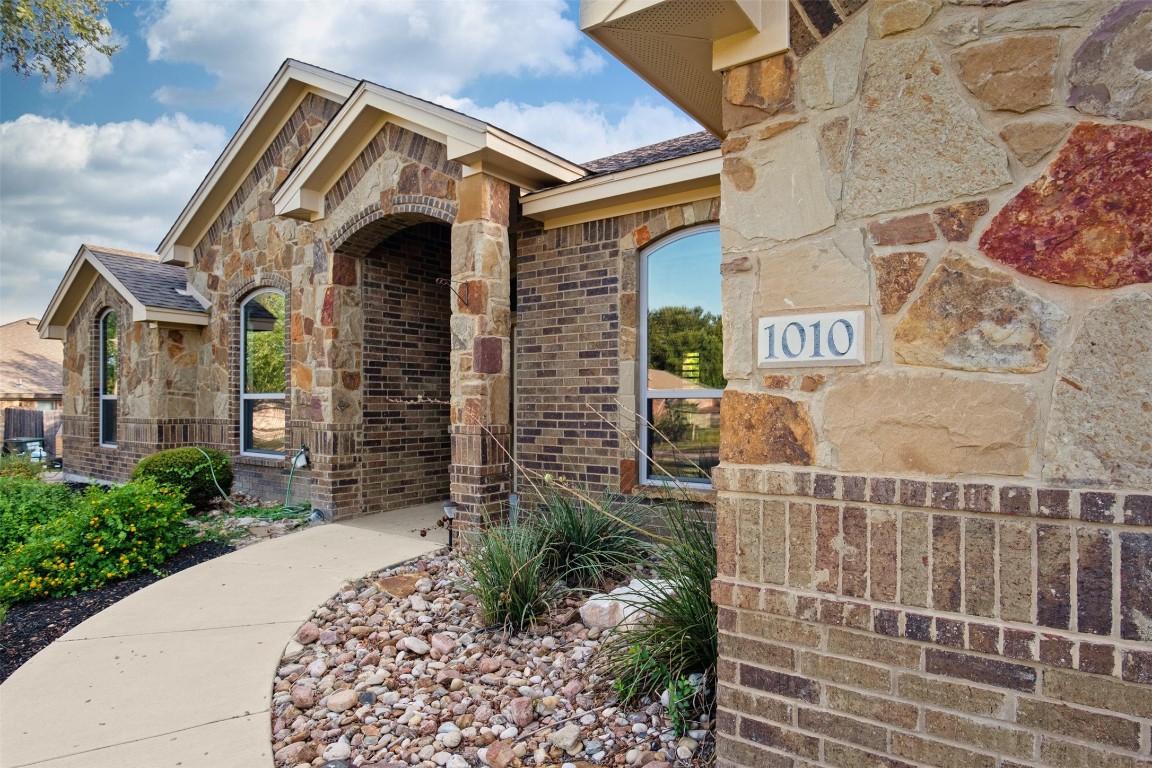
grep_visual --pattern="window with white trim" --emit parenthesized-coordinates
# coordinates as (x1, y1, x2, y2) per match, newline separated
(99, 310, 118, 446)
(240, 290, 286, 455)
(640, 226, 724, 486)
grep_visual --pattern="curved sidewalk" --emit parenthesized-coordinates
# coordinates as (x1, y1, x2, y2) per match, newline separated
(0, 505, 445, 768)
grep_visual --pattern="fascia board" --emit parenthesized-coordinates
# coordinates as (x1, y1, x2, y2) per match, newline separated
(80, 249, 150, 322)
(158, 60, 357, 263)
(142, 308, 210, 327)
(276, 84, 588, 218)
(521, 149, 720, 224)
(39, 246, 96, 339)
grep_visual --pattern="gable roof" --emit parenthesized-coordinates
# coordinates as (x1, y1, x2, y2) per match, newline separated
(159, 60, 358, 264)
(274, 79, 587, 221)
(39, 245, 209, 340)
(0, 318, 63, 398)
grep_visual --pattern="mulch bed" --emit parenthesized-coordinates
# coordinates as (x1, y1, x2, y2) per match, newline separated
(0, 540, 235, 684)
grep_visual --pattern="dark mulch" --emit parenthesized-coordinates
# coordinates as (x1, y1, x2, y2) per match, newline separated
(0, 540, 235, 684)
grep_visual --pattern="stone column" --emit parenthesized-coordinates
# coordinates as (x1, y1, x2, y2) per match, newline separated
(302, 244, 364, 520)
(449, 173, 513, 532)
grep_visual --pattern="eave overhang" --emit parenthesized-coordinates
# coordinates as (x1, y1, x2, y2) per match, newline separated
(580, 0, 790, 136)
(520, 148, 720, 230)
(157, 60, 358, 265)
(274, 82, 587, 222)
(39, 246, 209, 340)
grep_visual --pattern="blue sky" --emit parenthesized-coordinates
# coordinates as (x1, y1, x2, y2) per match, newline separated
(0, 0, 700, 324)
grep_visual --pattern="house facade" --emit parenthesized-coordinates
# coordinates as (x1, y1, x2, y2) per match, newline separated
(40, 0, 1150, 766)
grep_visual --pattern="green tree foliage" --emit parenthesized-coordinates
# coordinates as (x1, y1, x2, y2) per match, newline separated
(647, 305, 725, 389)
(1, 0, 121, 88)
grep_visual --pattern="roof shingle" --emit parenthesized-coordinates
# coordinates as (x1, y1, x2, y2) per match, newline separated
(0, 318, 63, 397)
(581, 131, 720, 176)
(87, 247, 205, 314)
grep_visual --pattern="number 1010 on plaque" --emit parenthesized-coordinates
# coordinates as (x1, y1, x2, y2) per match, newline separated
(757, 310, 865, 368)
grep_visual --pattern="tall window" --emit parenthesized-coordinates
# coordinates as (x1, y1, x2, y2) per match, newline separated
(640, 226, 724, 485)
(99, 310, 118, 446)
(241, 290, 286, 455)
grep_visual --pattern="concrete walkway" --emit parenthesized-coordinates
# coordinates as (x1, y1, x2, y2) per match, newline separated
(0, 504, 446, 768)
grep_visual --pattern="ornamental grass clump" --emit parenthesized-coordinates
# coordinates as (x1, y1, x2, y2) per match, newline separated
(0, 477, 192, 604)
(460, 520, 557, 631)
(532, 486, 650, 592)
(601, 499, 717, 718)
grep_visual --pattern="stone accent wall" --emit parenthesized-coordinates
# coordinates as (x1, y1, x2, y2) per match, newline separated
(714, 1, 1151, 766)
(515, 199, 720, 494)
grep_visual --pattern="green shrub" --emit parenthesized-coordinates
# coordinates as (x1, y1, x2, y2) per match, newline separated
(461, 521, 557, 630)
(601, 500, 717, 711)
(0, 454, 45, 479)
(0, 477, 192, 604)
(0, 475, 75, 552)
(131, 447, 233, 510)
(533, 487, 649, 592)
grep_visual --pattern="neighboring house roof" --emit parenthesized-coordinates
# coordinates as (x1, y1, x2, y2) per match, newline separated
(0, 318, 63, 398)
(39, 245, 209, 340)
(582, 132, 720, 175)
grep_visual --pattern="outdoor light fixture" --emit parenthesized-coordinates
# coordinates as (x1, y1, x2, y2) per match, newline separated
(443, 500, 458, 548)
(508, 493, 520, 526)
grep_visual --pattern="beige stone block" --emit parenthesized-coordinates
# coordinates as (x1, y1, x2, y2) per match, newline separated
(953, 34, 1060, 113)
(999, 119, 1071, 166)
(799, 10, 869, 109)
(894, 253, 1068, 373)
(871, 0, 942, 38)
(721, 127, 835, 244)
(757, 238, 870, 313)
(843, 39, 1011, 218)
(1044, 291, 1152, 488)
(824, 371, 1039, 475)
(722, 263, 758, 381)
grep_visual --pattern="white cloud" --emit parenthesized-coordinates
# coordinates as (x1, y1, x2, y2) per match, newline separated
(434, 96, 702, 163)
(0, 114, 227, 323)
(144, 0, 604, 109)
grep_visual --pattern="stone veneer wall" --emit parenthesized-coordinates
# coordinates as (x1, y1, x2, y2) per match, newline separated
(515, 199, 720, 494)
(712, 1, 1150, 767)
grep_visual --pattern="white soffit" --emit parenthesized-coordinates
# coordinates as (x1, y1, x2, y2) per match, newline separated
(580, 0, 789, 135)
(274, 83, 587, 222)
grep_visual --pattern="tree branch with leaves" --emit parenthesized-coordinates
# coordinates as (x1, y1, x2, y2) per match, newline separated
(1, 0, 121, 88)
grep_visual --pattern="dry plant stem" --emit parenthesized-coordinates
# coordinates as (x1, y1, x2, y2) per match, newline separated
(597, 397, 708, 488)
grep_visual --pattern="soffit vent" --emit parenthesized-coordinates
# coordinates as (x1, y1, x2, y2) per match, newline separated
(581, 0, 774, 135)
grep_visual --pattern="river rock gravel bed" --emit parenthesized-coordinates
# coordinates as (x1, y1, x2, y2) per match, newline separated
(271, 553, 712, 768)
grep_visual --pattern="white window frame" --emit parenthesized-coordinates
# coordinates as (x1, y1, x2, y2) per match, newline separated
(638, 224, 722, 488)
(240, 290, 287, 457)
(98, 309, 117, 447)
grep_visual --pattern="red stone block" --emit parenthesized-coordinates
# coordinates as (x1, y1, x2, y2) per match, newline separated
(980, 122, 1152, 288)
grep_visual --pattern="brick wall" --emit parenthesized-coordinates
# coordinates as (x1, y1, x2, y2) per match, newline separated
(360, 221, 452, 513)
(713, 466, 1152, 768)
(514, 198, 720, 495)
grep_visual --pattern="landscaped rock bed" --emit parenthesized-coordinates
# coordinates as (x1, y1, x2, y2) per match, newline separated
(271, 553, 713, 768)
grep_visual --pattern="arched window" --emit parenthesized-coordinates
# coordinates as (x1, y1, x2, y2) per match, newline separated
(639, 226, 724, 485)
(99, 310, 118, 446)
(240, 290, 286, 455)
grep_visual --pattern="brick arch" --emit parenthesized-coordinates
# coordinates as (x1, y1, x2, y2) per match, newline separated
(331, 200, 456, 258)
